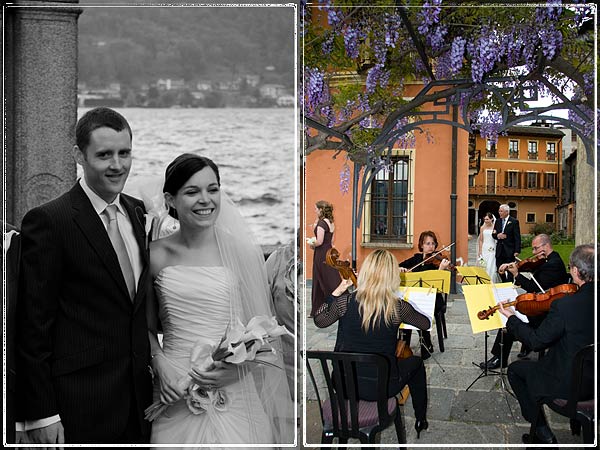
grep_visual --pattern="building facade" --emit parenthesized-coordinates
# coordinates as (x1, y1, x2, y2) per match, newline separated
(468, 124, 565, 235)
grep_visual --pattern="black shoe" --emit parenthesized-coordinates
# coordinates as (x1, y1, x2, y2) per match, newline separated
(517, 345, 531, 358)
(479, 356, 501, 370)
(521, 432, 557, 444)
(415, 419, 428, 439)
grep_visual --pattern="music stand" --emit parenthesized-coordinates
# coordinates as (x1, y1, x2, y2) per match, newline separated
(463, 282, 517, 418)
(400, 271, 449, 373)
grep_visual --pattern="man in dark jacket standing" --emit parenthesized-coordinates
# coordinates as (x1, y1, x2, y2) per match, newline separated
(499, 244, 594, 444)
(16, 108, 152, 444)
(492, 203, 521, 282)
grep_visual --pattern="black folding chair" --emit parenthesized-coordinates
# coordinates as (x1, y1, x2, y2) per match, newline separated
(529, 344, 595, 444)
(306, 350, 406, 446)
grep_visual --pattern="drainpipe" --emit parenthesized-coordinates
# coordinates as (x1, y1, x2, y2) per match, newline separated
(351, 161, 359, 269)
(450, 106, 458, 294)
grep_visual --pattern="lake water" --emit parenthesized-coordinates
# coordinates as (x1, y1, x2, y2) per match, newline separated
(78, 107, 297, 247)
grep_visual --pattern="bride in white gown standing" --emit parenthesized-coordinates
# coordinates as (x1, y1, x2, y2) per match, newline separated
(478, 212, 500, 283)
(146, 154, 293, 448)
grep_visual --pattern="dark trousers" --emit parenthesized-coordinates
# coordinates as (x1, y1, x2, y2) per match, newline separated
(491, 314, 545, 365)
(392, 356, 428, 421)
(507, 360, 548, 426)
(491, 328, 516, 365)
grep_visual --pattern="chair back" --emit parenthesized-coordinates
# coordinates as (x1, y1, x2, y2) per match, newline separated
(563, 343, 594, 418)
(306, 350, 393, 438)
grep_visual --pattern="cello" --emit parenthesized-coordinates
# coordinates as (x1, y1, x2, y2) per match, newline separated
(325, 248, 413, 359)
(324, 247, 357, 287)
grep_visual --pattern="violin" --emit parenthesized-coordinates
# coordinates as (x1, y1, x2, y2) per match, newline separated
(408, 243, 462, 272)
(477, 283, 578, 320)
(424, 251, 462, 271)
(499, 254, 546, 274)
(325, 247, 358, 287)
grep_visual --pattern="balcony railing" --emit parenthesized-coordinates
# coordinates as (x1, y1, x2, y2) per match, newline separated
(469, 184, 558, 197)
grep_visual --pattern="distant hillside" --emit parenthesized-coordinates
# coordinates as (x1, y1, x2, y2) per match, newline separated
(77, 2, 295, 88)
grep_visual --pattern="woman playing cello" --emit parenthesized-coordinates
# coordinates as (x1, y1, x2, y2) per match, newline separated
(313, 249, 431, 438)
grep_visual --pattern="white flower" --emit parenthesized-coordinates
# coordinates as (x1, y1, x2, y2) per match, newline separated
(185, 384, 210, 415)
(306, 237, 316, 246)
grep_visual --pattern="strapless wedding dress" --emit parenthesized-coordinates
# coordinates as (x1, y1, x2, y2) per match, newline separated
(481, 229, 500, 283)
(150, 265, 272, 449)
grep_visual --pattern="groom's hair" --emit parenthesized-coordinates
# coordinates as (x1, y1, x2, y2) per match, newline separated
(76, 107, 132, 152)
(163, 153, 221, 219)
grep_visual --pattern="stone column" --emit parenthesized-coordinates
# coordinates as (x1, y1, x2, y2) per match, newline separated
(575, 137, 595, 246)
(3, 0, 82, 227)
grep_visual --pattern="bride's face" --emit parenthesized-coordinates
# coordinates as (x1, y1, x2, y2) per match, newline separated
(483, 216, 492, 225)
(168, 167, 221, 228)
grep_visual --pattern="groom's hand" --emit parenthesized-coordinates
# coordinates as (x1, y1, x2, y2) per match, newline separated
(28, 421, 64, 449)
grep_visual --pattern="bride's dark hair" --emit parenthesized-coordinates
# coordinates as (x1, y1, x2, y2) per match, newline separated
(163, 153, 221, 218)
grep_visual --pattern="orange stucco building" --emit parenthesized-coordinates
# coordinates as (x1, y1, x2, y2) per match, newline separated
(305, 83, 470, 281)
(468, 124, 564, 235)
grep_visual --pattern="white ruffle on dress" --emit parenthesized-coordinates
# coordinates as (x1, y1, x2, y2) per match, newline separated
(149, 265, 272, 449)
(480, 228, 500, 283)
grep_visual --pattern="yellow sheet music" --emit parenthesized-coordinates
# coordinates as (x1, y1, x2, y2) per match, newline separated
(400, 269, 451, 294)
(397, 286, 435, 331)
(463, 282, 519, 334)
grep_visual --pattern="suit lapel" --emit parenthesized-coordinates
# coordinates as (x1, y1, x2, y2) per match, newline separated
(70, 184, 132, 302)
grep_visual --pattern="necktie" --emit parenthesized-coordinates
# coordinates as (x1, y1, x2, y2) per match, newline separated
(502, 218, 507, 232)
(104, 205, 136, 300)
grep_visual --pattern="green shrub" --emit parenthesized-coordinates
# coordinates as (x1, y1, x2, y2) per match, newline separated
(529, 222, 555, 236)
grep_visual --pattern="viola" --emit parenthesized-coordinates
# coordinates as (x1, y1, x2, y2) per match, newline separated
(499, 254, 546, 274)
(477, 283, 578, 320)
(325, 247, 358, 287)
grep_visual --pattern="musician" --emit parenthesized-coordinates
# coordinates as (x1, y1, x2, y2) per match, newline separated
(479, 234, 569, 370)
(492, 204, 521, 282)
(314, 249, 431, 439)
(398, 231, 450, 359)
(498, 244, 594, 444)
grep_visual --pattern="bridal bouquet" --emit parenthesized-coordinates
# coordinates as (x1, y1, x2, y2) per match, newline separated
(144, 315, 292, 421)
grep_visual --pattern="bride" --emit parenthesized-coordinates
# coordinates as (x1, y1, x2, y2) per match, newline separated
(478, 212, 500, 283)
(146, 154, 293, 447)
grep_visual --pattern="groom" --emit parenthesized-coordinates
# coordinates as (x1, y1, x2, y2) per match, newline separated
(492, 203, 521, 282)
(16, 107, 152, 443)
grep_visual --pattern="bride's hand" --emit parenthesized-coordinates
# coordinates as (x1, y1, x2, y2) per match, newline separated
(152, 354, 185, 404)
(189, 361, 241, 390)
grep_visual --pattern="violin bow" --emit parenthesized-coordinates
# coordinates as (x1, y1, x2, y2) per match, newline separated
(408, 242, 455, 272)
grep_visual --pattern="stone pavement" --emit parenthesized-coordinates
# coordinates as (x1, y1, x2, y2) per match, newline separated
(302, 236, 591, 448)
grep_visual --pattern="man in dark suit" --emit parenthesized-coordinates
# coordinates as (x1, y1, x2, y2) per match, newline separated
(16, 107, 152, 444)
(499, 244, 594, 444)
(492, 203, 521, 282)
(479, 234, 569, 370)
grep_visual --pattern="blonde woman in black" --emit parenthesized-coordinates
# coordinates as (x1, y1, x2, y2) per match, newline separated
(314, 249, 431, 438)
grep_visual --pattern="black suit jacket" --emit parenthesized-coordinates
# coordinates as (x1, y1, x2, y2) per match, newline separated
(506, 282, 595, 399)
(16, 183, 152, 443)
(4, 230, 20, 443)
(514, 251, 569, 293)
(492, 216, 521, 266)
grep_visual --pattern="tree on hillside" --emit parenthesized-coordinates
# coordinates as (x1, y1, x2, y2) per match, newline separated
(302, 0, 596, 166)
